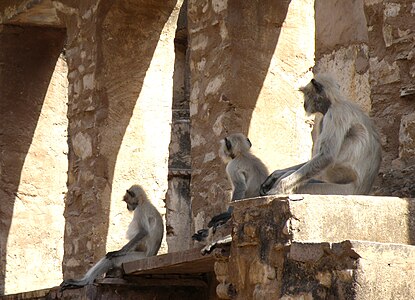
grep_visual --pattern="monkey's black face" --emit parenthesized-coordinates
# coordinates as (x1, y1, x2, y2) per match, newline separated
(123, 189, 139, 211)
(126, 202, 138, 211)
(301, 79, 331, 115)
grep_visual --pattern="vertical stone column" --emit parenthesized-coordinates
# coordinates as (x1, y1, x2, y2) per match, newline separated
(188, 0, 315, 232)
(314, 0, 371, 111)
(55, 0, 178, 278)
(54, 0, 114, 278)
(166, 0, 194, 252)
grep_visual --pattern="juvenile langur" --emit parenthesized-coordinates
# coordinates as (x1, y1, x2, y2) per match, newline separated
(61, 185, 163, 289)
(260, 74, 382, 196)
(220, 133, 269, 200)
(193, 133, 269, 240)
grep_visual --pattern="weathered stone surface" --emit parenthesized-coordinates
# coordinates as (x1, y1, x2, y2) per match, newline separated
(165, 1, 193, 252)
(315, 0, 368, 56)
(0, 0, 62, 27)
(214, 196, 415, 299)
(55, 0, 179, 280)
(283, 241, 415, 300)
(314, 45, 372, 112)
(233, 195, 415, 245)
(188, 0, 315, 231)
(398, 112, 415, 164)
(0, 25, 67, 294)
(375, 164, 415, 198)
(364, 0, 415, 176)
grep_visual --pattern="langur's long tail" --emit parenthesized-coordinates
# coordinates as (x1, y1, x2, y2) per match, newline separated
(60, 257, 112, 289)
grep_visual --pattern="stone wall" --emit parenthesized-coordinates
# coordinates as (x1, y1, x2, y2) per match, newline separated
(165, 0, 194, 252)
(0, 0, 414, 296)
(213, 196, 415, 299)
(314, 0, 415, 197)
(53, 0, 180, 279)
(188, 0, 316, 232)
(0, 25, 67, 294)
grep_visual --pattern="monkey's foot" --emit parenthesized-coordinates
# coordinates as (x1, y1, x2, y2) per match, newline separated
(192, 228, 209, 241)
(60, 280, 86, 291)
(106, 250, 125, 259)
(201, 234, 232, 255)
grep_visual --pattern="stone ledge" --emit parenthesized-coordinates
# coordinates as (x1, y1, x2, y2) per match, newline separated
(123, 246, 216, 275)
(0, 248, 217, 300)
(232, 194, 415, 246)
(282, 240, 415, 300)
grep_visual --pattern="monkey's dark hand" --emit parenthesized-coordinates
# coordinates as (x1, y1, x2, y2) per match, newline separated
(207, 211, 231, 231)
(106, 250, 124, 259)
(192, 228, 209, 241)
(260, 175, 277, 196)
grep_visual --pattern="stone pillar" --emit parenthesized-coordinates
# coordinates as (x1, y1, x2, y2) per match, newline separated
(55, 0, 178, 278)
(188, 0, 315, 232)
(166, 0, 194, 252)
(0, 25, 66, 294)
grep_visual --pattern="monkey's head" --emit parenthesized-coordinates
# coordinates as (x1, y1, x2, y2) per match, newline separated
(123, 185, 148, 211)
(300, 75, 332, 116)
(219, 133, 252, 162)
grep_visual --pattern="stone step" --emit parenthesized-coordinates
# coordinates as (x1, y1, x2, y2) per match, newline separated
(284, 240, 415, 300)
(232, 194, 415, 246)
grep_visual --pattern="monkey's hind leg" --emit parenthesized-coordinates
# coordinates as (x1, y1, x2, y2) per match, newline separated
(60, 257, 113, 290)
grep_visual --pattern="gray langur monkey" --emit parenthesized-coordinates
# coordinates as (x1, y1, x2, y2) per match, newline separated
(193, 133, 269, 240)
(260, 74, 382, 196)
(219, 133, 269, 200)
(61, 185, 163, 289)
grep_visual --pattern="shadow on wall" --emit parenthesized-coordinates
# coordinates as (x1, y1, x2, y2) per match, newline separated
(190, 0, 292, 216)
(62, 0, 178, 278)
(227, 0, 292, 111)
(0, 26, 66, 294)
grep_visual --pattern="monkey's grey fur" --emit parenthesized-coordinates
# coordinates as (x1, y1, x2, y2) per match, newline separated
(220, 133, 269, 200)
(61, 185, 163, 289)
(193, 133, 269, 241)
(261, 74, 382, 196)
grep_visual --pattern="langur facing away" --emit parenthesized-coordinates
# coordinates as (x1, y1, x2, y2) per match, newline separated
(61, 185, 163, 289)
(192, 133, 269, 241)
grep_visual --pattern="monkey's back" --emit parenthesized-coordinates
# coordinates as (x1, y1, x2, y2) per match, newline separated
(230, 152, 269, 199)
(318, 100, 381, 194)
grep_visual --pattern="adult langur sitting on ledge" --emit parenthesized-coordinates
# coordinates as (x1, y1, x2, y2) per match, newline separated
(61, 185, 163, 289)
(260, 74, 381, 196)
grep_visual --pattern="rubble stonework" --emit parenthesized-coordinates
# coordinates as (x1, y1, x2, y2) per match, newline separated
(315, 0, 415, 193)
(213, 196, 415, 299)
(53, 0, 179, 280)
(188, 0, 315, 232)
(0, 0, 414, 297)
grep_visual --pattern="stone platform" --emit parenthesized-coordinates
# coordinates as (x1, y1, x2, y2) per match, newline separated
(213, 195, 415, 299)
(2, 195, 415, 300)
